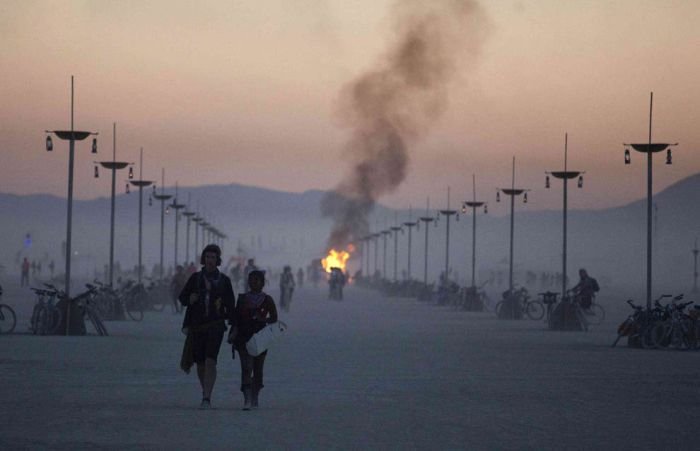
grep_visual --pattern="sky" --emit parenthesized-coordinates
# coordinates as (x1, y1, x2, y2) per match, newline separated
(1, 0, 699, 212)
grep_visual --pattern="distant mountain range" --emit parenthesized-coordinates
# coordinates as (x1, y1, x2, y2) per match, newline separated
(2, 174, 700, 292)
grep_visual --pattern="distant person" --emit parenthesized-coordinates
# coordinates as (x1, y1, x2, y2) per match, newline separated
(230, 263, 242, 292)
(21, 258, 30, 287)
(170, 265, 187, 314)
(279, 265, 295, 312)
(228, 270, 278, 410)
(179, 244, 236, 410)
(328, 267, 345, 300)
(572, 268, 599, 310)
(296, 267, 304, 288)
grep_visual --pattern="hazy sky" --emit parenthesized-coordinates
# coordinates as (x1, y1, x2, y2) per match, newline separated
(1, 0, 698, 211)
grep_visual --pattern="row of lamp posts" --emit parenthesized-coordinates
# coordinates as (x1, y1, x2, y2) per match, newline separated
(45, 77, 227, 334)
(355, 92, 677, 317)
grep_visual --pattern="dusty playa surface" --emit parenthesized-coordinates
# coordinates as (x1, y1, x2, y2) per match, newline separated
(1, 282, 699, 450)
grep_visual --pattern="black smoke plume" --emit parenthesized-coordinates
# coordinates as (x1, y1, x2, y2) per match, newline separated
(322, 0, 486, 251)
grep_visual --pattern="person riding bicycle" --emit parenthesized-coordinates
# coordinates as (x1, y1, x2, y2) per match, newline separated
(571, 268, 599, 310)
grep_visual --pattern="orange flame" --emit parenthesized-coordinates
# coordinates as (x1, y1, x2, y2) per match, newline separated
(322, 248, 351, 273)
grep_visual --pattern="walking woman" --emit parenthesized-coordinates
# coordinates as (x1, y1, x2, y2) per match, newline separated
(179, 244, 236, 409)
(229, 270, 278, 410)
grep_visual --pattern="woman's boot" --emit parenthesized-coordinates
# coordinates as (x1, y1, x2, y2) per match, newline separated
(243, 387, 252, 411)
(251, 388, 259, 408)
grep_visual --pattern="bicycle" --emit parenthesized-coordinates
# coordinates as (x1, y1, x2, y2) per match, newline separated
(0, 285, 17, 334)
(29, 284, 64, 335)
(496, 287, 544, 320)
(573, 292, 606, 326)
(650, 296, 695, 350)
(74, 284, 109, 336)
(612, 295, 671, 348)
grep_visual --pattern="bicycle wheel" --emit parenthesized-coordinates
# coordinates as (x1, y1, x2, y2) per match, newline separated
(36, 306, 49, 335)
(47, 307, 63, 335)
(587, 303, 605, 326)
(650, 322, 670, 349)
(494, 301, 503, 317)
(573, 305, 589, 332)
(124, 295, 144, 322)
(0, 304, 17, 334)
(525, 301, 545, 320)
(87, 309, 109, 336)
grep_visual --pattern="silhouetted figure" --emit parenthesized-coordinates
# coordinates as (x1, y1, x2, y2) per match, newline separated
(229, 270, 278, 410)
(328, 267, 346, 300)
(571, 268, 599, 310)
(279, 265, 295, 312)
(171, 265, 187, 314)
(296, 267, 304, 288)
(179, 244, 236, 410)
(21, 258, 30, 287)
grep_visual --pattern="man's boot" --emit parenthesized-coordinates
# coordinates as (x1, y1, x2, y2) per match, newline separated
(243, 387, 252, 411)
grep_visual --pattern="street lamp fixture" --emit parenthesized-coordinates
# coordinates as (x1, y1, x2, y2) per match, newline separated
(129, 148, 154, 285)
(438, 187, 457, 289)
(623, 92, 679, 310)
(462, 174, 487, 290)
(153, 168, 173, 280)
(545, 133, 585, 303)
(497, 156, 529, 301)
(95, 123, 134, 287)
(44, 76, 99, 335)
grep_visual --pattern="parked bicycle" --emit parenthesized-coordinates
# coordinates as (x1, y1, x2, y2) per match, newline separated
(650, 296, 696, 350)
(612, 295, 673, 348)
(496, 287, 544, 320)
(74, 284, 108, 336)
(0, 285, 17, 334)
(29, 284, 64, 335)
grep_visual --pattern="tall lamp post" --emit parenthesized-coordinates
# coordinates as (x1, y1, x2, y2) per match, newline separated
(461, 175, 487, 289)
(181, 194, 195, 265)
(437, 187, 458, 283)
(403, 209, 418, 281)
(623, 92, 678, 310)
(381, 228, 391, 280)
(192, 212, 202, 257)
(545, 133, 584, 298)
(129, 148, 154, 285)
(419, 199, 436, 287)
(390, 222, 403, 282)
(170, 185, 186, 268)
(497, 157, 529, 294)
(44, 76, 99, 297)
(44, 76, 99, 335)
(692, 239, 699, 294)
(95, 123, 133, 287)
(152, 169, 172, 280)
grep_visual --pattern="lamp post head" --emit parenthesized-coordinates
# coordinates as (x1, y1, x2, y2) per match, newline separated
(666, 148, 672, 165)
(125, 182, 130, 194)
(128, 166, 134, 179)
(624, 148, 631, 165)
(545, 175, 550, 189)
(496, 191, 500, 203)
(94, 165, 99, 178)
(523, 192, 528, 204)
(46, 135, 53, 151)
(577, 175, 583, 188)
(91, 138, 98, 154)
(484, 204, 488, 214)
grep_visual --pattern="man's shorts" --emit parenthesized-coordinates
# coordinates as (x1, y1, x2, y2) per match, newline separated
(192, 327, 225, 364)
